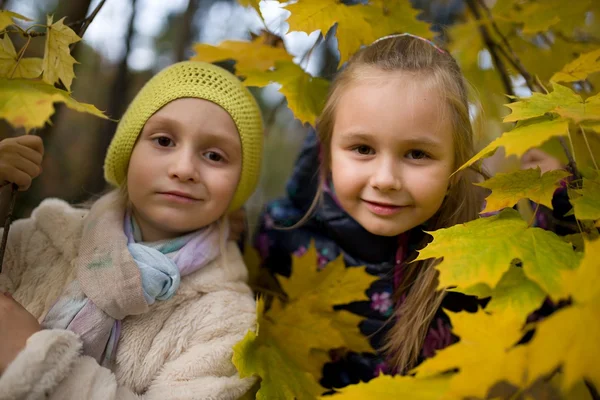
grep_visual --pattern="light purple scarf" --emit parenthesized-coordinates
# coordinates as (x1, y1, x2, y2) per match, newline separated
(42, 192, 223, 366)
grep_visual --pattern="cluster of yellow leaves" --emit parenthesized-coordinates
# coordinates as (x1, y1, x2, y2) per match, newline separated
(0, 10, 106, 132)
(233, 245, 377, 399)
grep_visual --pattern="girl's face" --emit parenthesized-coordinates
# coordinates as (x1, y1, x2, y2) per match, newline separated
(330, 69, 455, 237)
(127, 98, 242, 242)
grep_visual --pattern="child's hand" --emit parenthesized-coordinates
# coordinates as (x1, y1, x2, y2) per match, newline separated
(0, 136, 44, 191)
(521, 148, 564, 174)
(0, 292, 40, 374)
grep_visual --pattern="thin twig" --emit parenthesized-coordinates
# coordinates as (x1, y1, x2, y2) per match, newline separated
(76, 0, 107, 39)
(465, 0, 514, 97)
(580, 126, 599, 170)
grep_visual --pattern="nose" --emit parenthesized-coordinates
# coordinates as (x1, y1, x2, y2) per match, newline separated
(168, 149, 199, 183)
(369, 157, 401, 192)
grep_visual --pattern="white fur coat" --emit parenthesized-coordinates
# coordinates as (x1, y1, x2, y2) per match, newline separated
(0, 198, 256, 400)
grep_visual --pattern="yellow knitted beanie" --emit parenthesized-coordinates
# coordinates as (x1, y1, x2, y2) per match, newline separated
(104, 61, 263, 211)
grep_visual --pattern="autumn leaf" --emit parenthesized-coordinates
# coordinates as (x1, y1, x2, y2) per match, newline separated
(485, 266, 547, 320)
(569, 174, 600, 221)
(284, 0, 373, 65)
(527, 239, 600, 391)
(0, 35, 42, 79)
(42, 15, 81, 91)
(0, 10, 31, 31)
(416, 209, 581, 298)
(243, 61, 329, 125)
(459, 117, 569, 171)
(238, 0, 261, 16)
(232, 245, 377, 398)
(232, 299, 323, 400)
(477, 168, 570, 213)
(551, 48, 600, 83)
(413, 310, 528, 399)
(0, 78, 107, 131)
(191, 35, 292, 73)
(364, 0, 432, 43)
(325, 374, 451, 399)
(504, 83, 600, 124)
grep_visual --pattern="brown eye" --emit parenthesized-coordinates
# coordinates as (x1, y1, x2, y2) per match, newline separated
(407, 150, 429, 160)
(354, 145, 374, 155)
(205, 151, 224, 162)
(154, 136, 174, 147)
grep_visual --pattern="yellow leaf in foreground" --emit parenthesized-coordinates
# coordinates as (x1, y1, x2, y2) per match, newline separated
(232, 246, 377, 399)
(0, 35, 42, 79)
(243, 61, 329, 125)
(326, 374, 451, 399)
(414, 311, 527, 399)
(527, 239, 600, 390)
(191, 35, 292, 73)
(458, 117, 569, 171)
(569, 174, 600, 221)
(0, 10, 31, 31)
(477, 168, 570, 213)
(232, 299, 323, 400)
(0, 78, 107, 131)
(504, 83, 600, 124)
(552, 48, 600, 83)
(284, 0, 373, 65)
(42, 15, 81, 91)
(416, 209, 581, 297)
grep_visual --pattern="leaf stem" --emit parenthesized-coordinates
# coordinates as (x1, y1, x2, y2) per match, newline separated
(8, 34, 31, 78)
(580, 126, 599, 170)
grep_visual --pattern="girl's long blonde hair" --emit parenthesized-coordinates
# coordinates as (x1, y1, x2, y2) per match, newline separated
(315, 35, 482, 373)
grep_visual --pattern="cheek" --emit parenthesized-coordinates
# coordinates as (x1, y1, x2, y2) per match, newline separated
(330, 151, 363, 196)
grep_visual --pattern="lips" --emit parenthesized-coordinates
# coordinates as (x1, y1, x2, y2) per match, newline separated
(362, 199, 405, 216)
(158, 191, 200, 203)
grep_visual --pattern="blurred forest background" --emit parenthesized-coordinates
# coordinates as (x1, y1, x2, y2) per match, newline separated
(2, 0, 599, 231)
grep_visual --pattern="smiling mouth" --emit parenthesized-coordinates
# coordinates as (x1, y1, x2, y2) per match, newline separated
(362, 199, 405, 216)
(158, 191, 201, 203)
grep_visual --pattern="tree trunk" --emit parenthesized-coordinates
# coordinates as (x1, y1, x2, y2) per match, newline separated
(175, 0, 200, 61)
(84, 0, 138, 196)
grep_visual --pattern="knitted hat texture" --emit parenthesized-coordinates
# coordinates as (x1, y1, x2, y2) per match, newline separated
(104, 61, 263, 211)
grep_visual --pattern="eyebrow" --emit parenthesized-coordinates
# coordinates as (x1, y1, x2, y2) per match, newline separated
(339, 131, 444, 149)
(144, 116, 239, 143)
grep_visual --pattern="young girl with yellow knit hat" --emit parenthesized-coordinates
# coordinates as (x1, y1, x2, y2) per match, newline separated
(0, 61, 263, 399)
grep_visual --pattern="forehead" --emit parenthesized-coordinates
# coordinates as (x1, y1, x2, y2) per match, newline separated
(145, 98, 240, 142)
(332, 69, 453, 144)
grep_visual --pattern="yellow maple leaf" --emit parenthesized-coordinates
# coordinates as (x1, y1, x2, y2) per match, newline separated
(232, 299, 323, 400)
(243, 61, 329, 125)
(552, 48, 600, 83)
(42, 15, 81, 92)
(527, 239, 600, 391)
(413, 310, 528, 399)
(0, 78, 107, 132)
(364, 0, 432, 42)
(325, 374, 451, 399)
(0, 35, 42, 79)
(191, 35, 292, 74)
(284, 0, 373, 65)
(238, 0, 261, 16)
(504, 83, 600, 124)
(569, 174, 600, 221)
(416, 208, 581, 298)
(0, 10, 31, 31)
(459, 117, 569, 172)
(477, 168, 570, 213)
(232, 245, 377, 398)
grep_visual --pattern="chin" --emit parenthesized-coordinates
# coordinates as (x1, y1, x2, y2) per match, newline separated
(360, 220, 407, 237)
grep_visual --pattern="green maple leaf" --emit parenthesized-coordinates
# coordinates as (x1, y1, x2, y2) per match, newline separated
(458, 117, 569, 172)
(569, 174, 600, 221)
(0, 78, 107, 132)
(42, 15, 81, 91)
(504, 83, 600, 124)
(416, 209, 581, 298)
(552, 48, 600, 83)
(243, 61, 329, 125)
(477, 168, 570, 213)
(527, 239, 600, 391)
